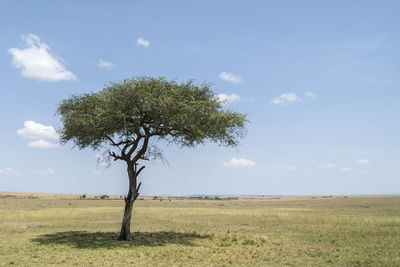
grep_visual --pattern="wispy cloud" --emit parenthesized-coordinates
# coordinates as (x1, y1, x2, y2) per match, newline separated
(305, 91, 317, 99)
(316, 159, 370, 174)
(137, 37, 150, 47)
(285, 166, 295, 172)
(96, 59, 114, 68)
(317, 163, 336, 169)
(325, 163, 336, 169)
(223, 157, 256, 167)
(33, 168, 55, 175)
(219, 72, 243, 83)
(0, 167, 22, 176)
(271, 93, 302, 106)
(355, 159, 369, 165)
(8, 34, 76, 82)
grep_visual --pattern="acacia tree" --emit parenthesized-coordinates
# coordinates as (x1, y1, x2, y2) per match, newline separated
(58, 77, 247, 240)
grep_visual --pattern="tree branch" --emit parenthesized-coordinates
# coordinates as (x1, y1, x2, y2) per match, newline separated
(105, 136, 120, 147)
(121, 139, 138, 158)
(108, 151, 123, 161)
(133, 182, 142, 201)
(137, 166, 145, 177)
(136, 181, 142, 193)
(106, 136, 139, 148)
(131, 128, 150, 163)
(126, 135, 142, 159)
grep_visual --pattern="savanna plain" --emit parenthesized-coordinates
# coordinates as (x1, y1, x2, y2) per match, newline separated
(0, 192, 399, 266)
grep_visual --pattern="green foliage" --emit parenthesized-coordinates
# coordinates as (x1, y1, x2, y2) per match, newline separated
(58, 77, 247, 162)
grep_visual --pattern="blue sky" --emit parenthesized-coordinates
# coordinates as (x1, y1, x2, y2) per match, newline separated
(0, 0, 399, 195)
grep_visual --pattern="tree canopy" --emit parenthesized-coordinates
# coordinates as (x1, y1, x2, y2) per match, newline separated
(58, 77, 247, 163)
(57, 76, 248, 240)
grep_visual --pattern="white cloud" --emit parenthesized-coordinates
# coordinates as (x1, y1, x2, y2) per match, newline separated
(93, 170, 103, 175)
(325, 163, 336, 169)
(8, 34, 76, 82)
(358, 170, 369, 174)
(219, 72, 243, 83)
(17, 121, 58, 140)
(339, 167, 352, 172)
(96, 59, 114, 68)
(216, 93, 241, 104)
(18, 121, 59, 148)
(305, 91, 317, 99)
(223, 157, 256, 167)
(33, 168, 55, 175)
(271, 93, 302, 106)
(285, 166, 295, 172)
(318, 163, 336, 169)
(356, 159, 369, 165)
(0, 167, 22, 176)
(137, 37, 150, 47)
(28, 139, 59, 148)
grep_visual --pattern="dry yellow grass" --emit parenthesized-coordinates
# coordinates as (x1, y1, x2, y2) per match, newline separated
(0, 192, 399, 266)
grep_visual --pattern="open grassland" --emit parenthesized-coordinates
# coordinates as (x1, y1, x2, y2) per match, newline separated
(0, 193, 399, 266)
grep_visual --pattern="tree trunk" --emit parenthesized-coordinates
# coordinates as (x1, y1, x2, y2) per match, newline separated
(119, 163, 137, 241)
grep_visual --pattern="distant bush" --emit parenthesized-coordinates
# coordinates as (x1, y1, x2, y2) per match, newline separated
(100, 195, 109, 199)
(189, 196, 203, 200)
(153, 196, 239, 201)
(188, 196, 237, 200)
(79, 194, 86, 199)
(0, 194, 17, 198)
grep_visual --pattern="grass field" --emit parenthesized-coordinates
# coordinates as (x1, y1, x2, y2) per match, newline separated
(0, 192, 399, 266)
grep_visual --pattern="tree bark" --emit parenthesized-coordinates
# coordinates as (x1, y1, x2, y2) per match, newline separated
(119, 162, 138, 241)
